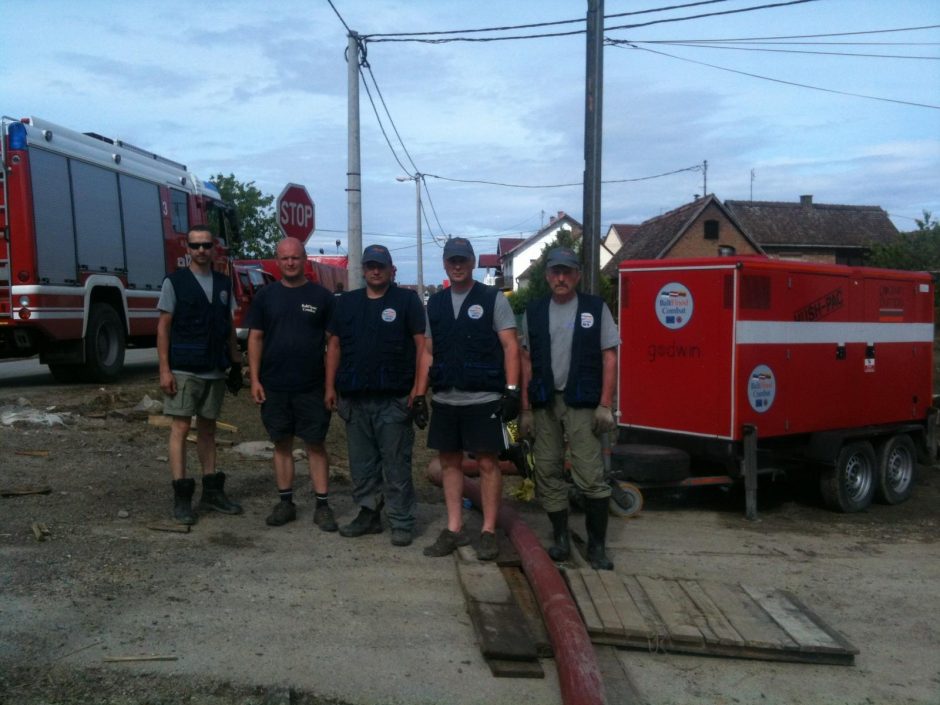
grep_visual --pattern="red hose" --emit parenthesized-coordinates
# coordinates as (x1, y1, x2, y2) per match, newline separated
(459, 478, 607, 705)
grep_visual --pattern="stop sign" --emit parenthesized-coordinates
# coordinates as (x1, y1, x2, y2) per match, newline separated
(276, 183, 316, 243)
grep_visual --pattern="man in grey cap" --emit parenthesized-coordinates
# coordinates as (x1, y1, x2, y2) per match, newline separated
(416, 237, 520, 561)
(325, 244, 427, 547)
(519, 246, 619, 570)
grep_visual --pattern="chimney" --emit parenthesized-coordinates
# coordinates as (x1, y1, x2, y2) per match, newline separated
(549, 215, 557, 225)
(557, 210, 565, 220)
(800, 194, 813, 207)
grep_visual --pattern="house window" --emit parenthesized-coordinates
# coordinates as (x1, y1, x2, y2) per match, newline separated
(704, 219, 720, 240)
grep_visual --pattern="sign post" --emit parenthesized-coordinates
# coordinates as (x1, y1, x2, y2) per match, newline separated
(276, 183, 316, 244)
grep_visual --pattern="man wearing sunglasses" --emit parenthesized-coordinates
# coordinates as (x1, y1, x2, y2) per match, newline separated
(157, 225, 244, 525)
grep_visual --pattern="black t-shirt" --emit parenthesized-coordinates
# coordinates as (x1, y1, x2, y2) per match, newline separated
(246, 281, 333, 392)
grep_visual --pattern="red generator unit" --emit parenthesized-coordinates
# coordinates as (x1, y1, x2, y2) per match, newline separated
(615, 256, 936, 515)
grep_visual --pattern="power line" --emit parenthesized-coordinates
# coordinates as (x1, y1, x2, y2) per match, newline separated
(642, 24, 940, 43)
(650, 41, 940, 60)
(424, 164, 703, 189)
(608, 42, 940, 109)
(325, 0, 351, 33)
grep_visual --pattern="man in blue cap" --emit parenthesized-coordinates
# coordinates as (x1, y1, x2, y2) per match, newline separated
(325, 244, 427, 547)
(417, 237, 520, 561)
(520, 246, 619, 570)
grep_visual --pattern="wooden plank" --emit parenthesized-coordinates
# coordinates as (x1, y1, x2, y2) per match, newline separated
(582, 570, 627, 637)
(147, 521, 191, 534)
(679, 579, 743, 646)
(622, 575, 669, 648)
(699, 580, 798, 651)
(466, 601, 538, 661)
(636, 575, 703, 645)
(741, 585, 847, 654)
(781, 590, 859, 657)
(595, 645, 645, 705)
(501, 567, 553, 657)
(1, 485, 52, 497)
(487, 658, 545, 679)
(456, 561, 512, 604)
(103, 655, 178, 663)
(598, 571, 652, 640)
(564, 569, 605, 636)
(14, 450, 50, 458)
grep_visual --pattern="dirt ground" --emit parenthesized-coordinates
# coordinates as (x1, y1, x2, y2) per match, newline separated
(1, 363, 939, 704)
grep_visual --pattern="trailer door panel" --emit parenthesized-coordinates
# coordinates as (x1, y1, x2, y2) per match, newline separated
(29, 148, 78, 284)
(70, 160, 125, 274)
(120, 174, 165, 290)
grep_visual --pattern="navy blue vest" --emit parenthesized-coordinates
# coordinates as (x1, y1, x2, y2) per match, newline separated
(334, 286, 419, 396)
(526, 293, 604, 408)
(427, 282, 505, 393)
(168, 268, 232, 373)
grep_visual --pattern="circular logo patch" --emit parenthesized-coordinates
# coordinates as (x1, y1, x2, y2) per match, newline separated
(580, 312, 595, 328)
(381, 308, 397, 322)
(467, 304, 484, 320)
(219, 290, 229, 305)
(747, 364, 776, 413)
(655, 282, 693, 330)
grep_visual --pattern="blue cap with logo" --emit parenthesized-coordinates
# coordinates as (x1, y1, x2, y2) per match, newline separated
(545, 246, 580, 270)
(362, 243, 392, 266)
(443, 237, 475, 261)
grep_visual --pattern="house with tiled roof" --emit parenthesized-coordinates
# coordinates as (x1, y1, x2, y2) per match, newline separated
(724, 195, 898, 265)
(601, 223, 639, 270)
(503, 211, 582, 291)
(601, 195, 762, 278)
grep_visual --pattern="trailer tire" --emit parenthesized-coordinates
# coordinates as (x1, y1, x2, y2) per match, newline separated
(609, 444, 690, 482)
(875, 434, 917, 505)
(83, 304, 125, 383)
(820, 441, 876, 513)
(609, 481, 643, 518)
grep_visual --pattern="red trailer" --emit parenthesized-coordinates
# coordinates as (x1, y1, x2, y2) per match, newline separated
(615, 256, 937, 516)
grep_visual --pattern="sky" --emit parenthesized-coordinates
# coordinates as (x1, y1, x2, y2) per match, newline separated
(5, 0, 939, 286)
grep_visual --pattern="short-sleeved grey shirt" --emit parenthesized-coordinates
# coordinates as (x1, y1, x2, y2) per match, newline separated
(426, 283, 516, 406)
(521, 294, 619, 391)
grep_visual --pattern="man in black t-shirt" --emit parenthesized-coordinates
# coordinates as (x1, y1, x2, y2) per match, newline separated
(247, 238, 336, 530)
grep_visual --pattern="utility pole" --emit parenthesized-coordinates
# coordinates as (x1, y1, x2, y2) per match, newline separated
(582, 0, 604, 296)
(397, 174, 424, 303)
(347, 31, 363, 289)
(750, 168, 756, 201)
(703, 159, 708, 196)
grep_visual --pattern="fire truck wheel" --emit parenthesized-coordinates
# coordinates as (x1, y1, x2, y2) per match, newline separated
(609, 481, 643, 518)
(83, 303, 125, 383)
(820, 441, 876, 513)
(875, 434, 917, 505)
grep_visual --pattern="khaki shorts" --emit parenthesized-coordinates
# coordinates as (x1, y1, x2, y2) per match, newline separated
(163, 373, 227, 420)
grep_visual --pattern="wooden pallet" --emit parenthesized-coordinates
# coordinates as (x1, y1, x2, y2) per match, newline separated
(565, 570, 858, 666)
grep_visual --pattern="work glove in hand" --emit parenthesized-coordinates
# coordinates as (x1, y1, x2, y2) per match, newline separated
(500, 387, 521, 422)
(411, 395, 429, 430)
(519, 409, 535, 439)
(592, 405, 616, 435)
(226, 363, 244, 395)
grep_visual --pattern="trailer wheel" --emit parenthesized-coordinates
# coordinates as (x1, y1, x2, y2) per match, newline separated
(609, 481, 643, 518)
(820, 441, 876, 513)
(875, 434, 917, 505)
(83, 304, 125, 383)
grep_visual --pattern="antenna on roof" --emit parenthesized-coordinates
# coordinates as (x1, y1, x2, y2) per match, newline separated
(750, 169, 756, 201)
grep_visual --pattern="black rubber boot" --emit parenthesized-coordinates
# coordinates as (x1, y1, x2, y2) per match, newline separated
(546, 510, 571, 561)
(585, 497, 614, 571)
(198, 472, 243, 515)
(172, 478, 197, 525)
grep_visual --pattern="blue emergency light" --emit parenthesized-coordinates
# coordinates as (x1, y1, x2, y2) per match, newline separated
(8, 121, 27, 150)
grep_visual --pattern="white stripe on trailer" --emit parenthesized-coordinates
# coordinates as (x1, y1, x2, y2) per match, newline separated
(736, 321, 933, 345)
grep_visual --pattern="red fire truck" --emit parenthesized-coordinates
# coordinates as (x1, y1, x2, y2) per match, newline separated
(614, 256, 937, 516)
(0, 116, 238, 381)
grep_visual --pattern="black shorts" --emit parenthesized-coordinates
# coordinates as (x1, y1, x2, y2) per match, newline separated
(427, 399, 507, 455)
(260, 388, 331, 445)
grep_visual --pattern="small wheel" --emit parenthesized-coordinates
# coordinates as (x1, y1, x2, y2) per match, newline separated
(609, 481, 643, 518)
(875, 434, 917, 505)
(83, 303, 125, 383)
(820, 441, 876, 513)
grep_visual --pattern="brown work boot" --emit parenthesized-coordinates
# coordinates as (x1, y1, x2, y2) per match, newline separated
(422, 528, 470, 557)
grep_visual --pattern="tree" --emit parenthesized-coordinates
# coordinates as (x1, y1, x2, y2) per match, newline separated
(867, 210, 940, 273)
(210, 173, 280, 258)
(506, 228, 616, 314)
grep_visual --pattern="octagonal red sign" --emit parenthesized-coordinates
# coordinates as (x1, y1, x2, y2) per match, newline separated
(276, 183, 316, 243)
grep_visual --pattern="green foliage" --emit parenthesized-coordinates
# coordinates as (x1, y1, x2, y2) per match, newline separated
(506, 229, 617, 314)
(867, 210, 940, 272)
(210, 173, 280, 258)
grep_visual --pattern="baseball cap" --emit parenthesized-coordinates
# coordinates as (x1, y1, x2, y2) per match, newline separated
(362, 244, 392, 266)
(443, 237, 475, 261)
(545, 247, 581, 270)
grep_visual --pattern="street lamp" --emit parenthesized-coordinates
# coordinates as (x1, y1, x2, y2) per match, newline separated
(396, 173, 424, 303)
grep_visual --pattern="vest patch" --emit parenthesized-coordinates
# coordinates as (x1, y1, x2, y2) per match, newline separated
(467, 304, 484, 320)
(580, 312, 594, 328)
(382, 307, 397, 322)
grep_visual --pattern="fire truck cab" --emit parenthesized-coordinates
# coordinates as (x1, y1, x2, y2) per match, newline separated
(0, 116, 238, 381)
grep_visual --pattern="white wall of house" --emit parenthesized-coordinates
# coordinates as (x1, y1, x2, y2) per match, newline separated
(504, 222, 575, 291)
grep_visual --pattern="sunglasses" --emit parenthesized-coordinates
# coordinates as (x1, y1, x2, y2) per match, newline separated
(187, 242, 213, 250)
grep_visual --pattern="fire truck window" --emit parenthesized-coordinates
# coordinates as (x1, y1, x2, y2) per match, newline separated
(28, 148, 78, 284)
(170, 189, 189, 234)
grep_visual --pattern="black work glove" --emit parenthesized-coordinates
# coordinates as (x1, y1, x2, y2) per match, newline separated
(500, 387, 521, 422)
(226, 363, 244, 395)
(411, 395, 429, 430)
